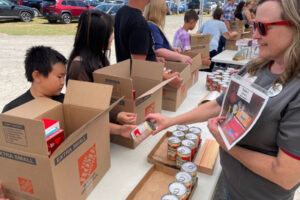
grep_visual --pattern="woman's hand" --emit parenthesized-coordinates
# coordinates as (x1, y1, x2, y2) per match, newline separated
(207, 116, 227, 150)
(179, 55, 193, 65)
(119, 125, 137, 138)
(144, 113, 172, 135)
(163, 71, 183, 89)
(117, 112, 137, 125)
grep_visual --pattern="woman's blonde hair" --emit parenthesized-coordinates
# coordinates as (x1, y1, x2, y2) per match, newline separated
(247, 0, 300, 85)
(144, 0, 167, 29)
(245, 0, 251, 6)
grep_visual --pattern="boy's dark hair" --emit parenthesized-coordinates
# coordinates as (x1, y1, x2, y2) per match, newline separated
(25, 46, 67, 82)
(213, 7, 224, 20)
(184, 9, 199, 23)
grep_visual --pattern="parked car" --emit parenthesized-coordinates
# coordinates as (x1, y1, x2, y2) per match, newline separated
(94, 3, 121, 18)
(0, 0, 34, 21)
(188, 0, 199, 9)
(19, 0, 42, 16)
(42, 0, 94, 24)
(83, 0, 103, 7)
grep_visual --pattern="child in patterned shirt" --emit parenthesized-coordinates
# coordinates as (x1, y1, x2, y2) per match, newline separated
(173, 10, 199, 51)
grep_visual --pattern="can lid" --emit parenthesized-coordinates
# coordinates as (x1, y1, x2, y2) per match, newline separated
(172, 130, 185, 137)
(175, 171, 192, 183)
(182, 139, 195, 147)
(145, 120, 156, 131)
(181, 162, 197, 173)
(185, 133, 198, 140)
(169, 182, 187, 195)
(161, 194, 179, 200)
(188, 127, 201, 134)
(177, 146, 191, 154)
(168, 136, 181, 143)
(176, 125, 189, 132)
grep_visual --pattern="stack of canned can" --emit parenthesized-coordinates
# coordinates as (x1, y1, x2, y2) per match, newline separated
(167, 125, 202, 167)
(161, 162, 198, 200)
(206, 68, 234, 92)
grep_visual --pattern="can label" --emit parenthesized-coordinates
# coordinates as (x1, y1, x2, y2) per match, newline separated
(212, 78, 219, 91)
(185, 133, 199, 152)
(176, 146, 191, 167)
(221, 84, 228, 92)
(206, 75, 214, 90)
(131, 120, 155, 143)
(188, 127, 201, 147)
(182, 140, 196, 160)
(168, 137, 181, 161)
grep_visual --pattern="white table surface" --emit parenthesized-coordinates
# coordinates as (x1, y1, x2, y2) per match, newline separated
(212, 50, 250, 66)
(86, 72, 222, 200)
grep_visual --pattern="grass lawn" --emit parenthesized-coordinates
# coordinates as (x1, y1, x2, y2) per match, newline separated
(0, 17, 77, 35)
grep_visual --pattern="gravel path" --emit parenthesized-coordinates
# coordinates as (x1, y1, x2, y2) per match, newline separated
(0, 15, 299, 200)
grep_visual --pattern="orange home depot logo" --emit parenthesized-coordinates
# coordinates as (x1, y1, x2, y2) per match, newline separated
(145, 102, 155, 116)
(18, 177, 34, 194)
(78, 144, 97, 186)
(180, 85, 186, 96)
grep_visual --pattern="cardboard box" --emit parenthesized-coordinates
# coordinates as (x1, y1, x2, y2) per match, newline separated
(229, 20, 246, 32)
(126, 164, 198, 200)
(162, 61, 190, 112)
(225, 32, 253, 50)
(190, 34, 212, 58)
(0, 80, 115, 200)
(93, 59, 172, 149)
(181, 51, 205, 89)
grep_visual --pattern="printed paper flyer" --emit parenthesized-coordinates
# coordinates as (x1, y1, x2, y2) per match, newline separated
(218, 75, 269, 150)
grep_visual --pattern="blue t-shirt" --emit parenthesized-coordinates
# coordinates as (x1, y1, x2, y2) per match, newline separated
(148, 22, 172, 51)
(199, 19, 228, 51)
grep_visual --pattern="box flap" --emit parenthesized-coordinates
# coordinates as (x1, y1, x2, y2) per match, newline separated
(131, 59, 164, 82)
(3, 97, 61, 119)
(181, 52, 202, 72)
(164, 61, 191, 84)
(135, 77, 176, 106)
(93, 59, 131, 77)
(64, 80, 113, 110)
(190, 34, 213, 46)
(0, 114, 49, 156)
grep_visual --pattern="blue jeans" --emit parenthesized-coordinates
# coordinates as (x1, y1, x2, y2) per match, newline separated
(222, 174, 232, 200)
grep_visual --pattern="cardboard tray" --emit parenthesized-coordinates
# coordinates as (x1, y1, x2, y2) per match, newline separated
(147, 132, 202, 169)
(126, 164, 198, 200)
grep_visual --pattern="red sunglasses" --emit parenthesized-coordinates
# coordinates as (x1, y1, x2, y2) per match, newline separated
(252, 20, 292, 36)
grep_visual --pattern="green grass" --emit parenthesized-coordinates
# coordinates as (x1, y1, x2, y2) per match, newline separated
(0, 17, 77, 35)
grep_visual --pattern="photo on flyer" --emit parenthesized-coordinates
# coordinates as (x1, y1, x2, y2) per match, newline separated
(217, 75, 269, 150)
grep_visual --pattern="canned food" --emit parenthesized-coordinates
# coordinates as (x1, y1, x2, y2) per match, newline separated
(181, 162, 197, 185)
(168, 136, 181, 161)
(221, 83, 228, 92)
(175, 171, 193, 195)
(212, 71, 220, 76)
(176, 146, 191, 167)
(161, 194, 179, 200)
(185, 133, 199, 151)
(131, 120, 156, 142)
(188, 127, 202, 147)
(169, 182, 187, 200)
(216, 69, 224, 75)
(172, 130, 185, 140)
(206, 75, 214, 90)
(182, 139, 196, 160)
(215, 75, 222, 80)
(217, 81, 226, 92)
(212, 78, 219, 91)
(176, 125, 189, 133)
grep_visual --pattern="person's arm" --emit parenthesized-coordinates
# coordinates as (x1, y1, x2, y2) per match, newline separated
(131, 54, 147, 60)
(224, 20, 231, 32)
(155, 48, 193, 65)
(245, 9, 253, 25)
(222, 31, 239, 40)
(109, 123, 137, 138)
(146, 100, 221, 134)
(208, 117, 300, 190)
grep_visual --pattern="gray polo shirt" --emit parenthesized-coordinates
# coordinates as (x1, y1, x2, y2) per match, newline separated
(216, 64, 300, 200)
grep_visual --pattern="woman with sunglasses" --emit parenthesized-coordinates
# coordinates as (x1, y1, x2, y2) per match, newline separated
(146, 0, 300, 199)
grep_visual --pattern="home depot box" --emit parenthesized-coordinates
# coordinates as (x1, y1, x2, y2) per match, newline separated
(229, 20, 246, 32)
(225, 32, 252, 50)
(93, 59, 172, 149)
(190, 34, 212, 58)
(162, 61, 190, 112)
(181, 51, 204, 89)
(0, 80, 114, 200)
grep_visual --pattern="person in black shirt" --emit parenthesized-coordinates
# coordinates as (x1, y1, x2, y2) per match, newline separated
(2, 46, 67, 113)
(114, 0, 156, 62)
